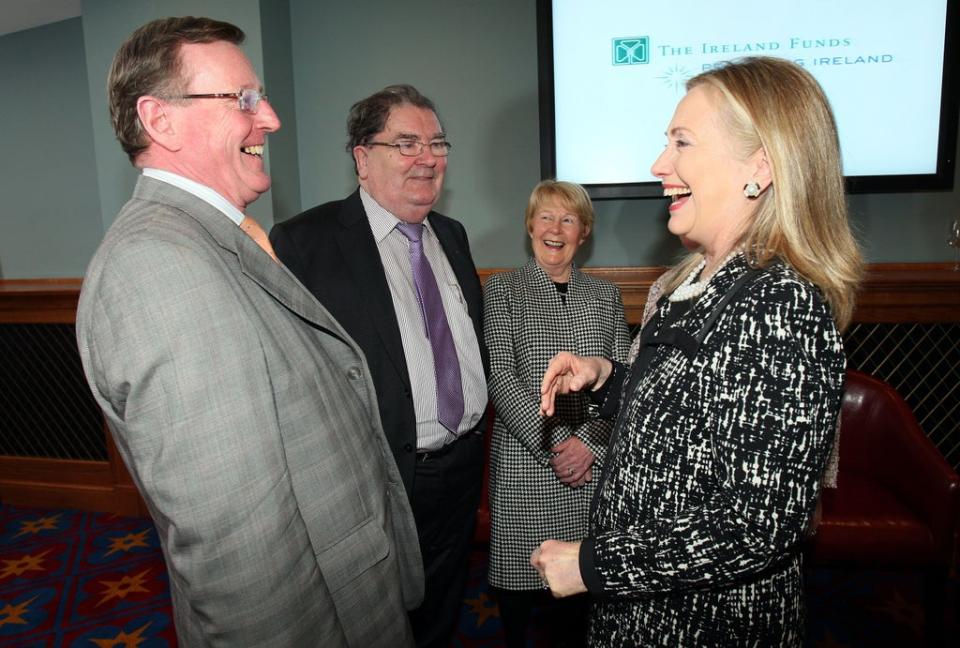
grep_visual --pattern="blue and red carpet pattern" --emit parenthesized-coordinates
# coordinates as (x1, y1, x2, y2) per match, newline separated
(1, 504, 174, 647)
(2, 503, 955, 646)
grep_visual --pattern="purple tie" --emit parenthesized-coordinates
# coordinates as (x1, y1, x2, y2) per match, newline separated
(396, 222, 465, 433)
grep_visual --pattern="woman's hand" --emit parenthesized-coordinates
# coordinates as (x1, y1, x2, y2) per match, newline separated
(550, 437, 594, 487)
(530, 540, 587, 597)
(539, 352, 613, 417)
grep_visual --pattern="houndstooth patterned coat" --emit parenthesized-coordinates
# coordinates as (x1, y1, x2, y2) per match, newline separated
(484, 259, 631, 590)
(580, 255, 845, 647)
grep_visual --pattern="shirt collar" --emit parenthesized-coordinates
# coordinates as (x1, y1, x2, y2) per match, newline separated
(359, 187, 435, 243)
(142, 168, 246, 226)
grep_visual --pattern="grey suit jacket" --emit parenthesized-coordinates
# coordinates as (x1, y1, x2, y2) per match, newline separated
(76, 177, 423, 647)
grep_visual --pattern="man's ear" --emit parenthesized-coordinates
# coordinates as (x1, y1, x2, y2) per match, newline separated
(353, 145, 369, 180)
(136, 96, 181, 152)
(750, 147, 772, 192)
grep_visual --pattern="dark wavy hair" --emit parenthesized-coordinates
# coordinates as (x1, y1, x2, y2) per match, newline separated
(345, 84, 440, 173)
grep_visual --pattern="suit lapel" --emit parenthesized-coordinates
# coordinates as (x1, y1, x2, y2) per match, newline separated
(334, 192, 412, 388)
(236, 239, 357, 345)
(432, 217, 483, 338)
(134, 177, 355, 346)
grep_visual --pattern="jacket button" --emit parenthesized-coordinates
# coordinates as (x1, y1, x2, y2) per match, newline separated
(403, 443, 414, 453)
(347, 366, 362, 380)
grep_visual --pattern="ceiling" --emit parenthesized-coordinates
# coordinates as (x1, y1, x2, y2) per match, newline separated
(0, 0, 81, 37)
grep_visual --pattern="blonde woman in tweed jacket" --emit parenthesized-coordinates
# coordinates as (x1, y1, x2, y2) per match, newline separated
(533, 58, 861, 646)
(484, 180, 631, 648)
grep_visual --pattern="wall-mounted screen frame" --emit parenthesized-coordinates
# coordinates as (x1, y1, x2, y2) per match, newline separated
(538, 0, 959, 199)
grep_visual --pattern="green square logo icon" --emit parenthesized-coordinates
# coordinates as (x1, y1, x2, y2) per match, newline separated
(612, 37, 649, 65)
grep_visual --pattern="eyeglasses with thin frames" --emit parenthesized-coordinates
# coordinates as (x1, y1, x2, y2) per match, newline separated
(172, 88, 268, 114)
(365, 140, 452, 157)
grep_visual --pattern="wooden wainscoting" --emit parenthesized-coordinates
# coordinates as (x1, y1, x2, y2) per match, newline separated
(0, 278, 147, 516)
(0, 453, 145, 516)
(479, 263, 960, 326)
(1, 264, 957, 514)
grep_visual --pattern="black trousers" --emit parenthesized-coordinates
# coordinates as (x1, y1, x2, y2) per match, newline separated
(491, 586, 590, 648)
(409, 432, 484, 648)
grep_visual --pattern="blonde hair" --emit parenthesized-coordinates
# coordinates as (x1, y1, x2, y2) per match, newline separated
(525, 180, 594, 236)
(665, 57, 862, 330)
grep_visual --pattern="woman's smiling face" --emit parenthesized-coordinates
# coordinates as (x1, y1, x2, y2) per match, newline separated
(650, 84, 760, 258)
(528, 201, 588, 282)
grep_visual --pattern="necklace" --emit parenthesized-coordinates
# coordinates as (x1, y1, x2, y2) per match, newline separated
(668, 250, 741, 302)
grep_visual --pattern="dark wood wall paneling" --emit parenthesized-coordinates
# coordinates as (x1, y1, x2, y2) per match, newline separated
(1, 264, 957, 514)
(480, 263, 960, 325)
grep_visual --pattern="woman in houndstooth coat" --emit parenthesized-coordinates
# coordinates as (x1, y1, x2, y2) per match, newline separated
(483, 180, 631, 647)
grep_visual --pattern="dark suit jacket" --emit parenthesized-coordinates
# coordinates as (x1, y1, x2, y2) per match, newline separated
(270, 189, 487, 496)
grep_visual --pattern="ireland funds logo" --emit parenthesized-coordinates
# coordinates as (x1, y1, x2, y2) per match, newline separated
(612, 36, 649, 65)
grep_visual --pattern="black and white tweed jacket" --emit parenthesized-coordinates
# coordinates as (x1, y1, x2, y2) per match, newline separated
(581, 255, 845, 647)
(483, 259, 631, 590)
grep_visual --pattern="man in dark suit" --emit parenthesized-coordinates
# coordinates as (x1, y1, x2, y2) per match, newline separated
(270, 85, 487, 648)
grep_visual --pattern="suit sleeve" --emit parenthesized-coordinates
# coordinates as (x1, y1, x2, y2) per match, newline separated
(573, 286, 632, 460)
(80, 238, 345, 647)
(483, 274, 553, 464)
(581, 281, 844, 597)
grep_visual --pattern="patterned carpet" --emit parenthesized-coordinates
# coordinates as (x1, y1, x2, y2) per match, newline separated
(0, 504, 174, 646)
(2, 503, 955, 647)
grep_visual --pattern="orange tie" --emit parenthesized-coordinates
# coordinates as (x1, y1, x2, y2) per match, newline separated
(240, 216, 278, 262)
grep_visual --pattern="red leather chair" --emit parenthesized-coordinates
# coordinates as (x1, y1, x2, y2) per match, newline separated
(807, 369, 960, 645)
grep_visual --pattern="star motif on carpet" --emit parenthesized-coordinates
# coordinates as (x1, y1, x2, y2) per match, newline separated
(97, 568, 152, 606)
(0, 595, 39, 628)
(14, 514, 61, 538)
(105, 529, 150, 556)
(0, 549, 51, 579)
(90, 621, 152, 648)
(867, 590, 923, 636)
(464, 591, 499, 626)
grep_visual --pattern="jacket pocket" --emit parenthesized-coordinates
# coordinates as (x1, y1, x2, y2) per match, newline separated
(314, 517, 390, 593)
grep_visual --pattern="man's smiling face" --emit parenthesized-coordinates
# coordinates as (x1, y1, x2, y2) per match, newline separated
(168, 41, 280, 210)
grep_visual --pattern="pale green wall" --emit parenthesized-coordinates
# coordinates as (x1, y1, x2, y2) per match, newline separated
(285, 0, 960, 269)
(80, 0, 274, 237)
(259, 0, 301, 220)
(287, 0, 543, 267)
(0, 0, 957, 279)
(0, 18, 103, 279)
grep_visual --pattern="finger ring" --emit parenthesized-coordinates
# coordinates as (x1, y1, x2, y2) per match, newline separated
(568, 468, 573, 476)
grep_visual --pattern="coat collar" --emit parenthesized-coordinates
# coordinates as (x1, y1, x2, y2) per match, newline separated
(133, 176, 356, 344)
(658, 252, 752, 330)
(520, 257, 587, 297)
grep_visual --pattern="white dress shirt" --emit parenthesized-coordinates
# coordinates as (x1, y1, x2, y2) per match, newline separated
(360, 188, 487, 452)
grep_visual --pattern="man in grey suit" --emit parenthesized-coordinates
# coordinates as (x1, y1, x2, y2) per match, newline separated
(76, 17, 422, 647)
